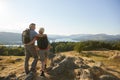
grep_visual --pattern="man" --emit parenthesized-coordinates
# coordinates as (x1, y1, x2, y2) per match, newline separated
(24, 23, 38, 75)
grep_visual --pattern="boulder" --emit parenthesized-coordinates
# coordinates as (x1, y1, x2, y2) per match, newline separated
(99, 75, 119, 80)
(15, 58, 23, 62)
(48, 57, 76, 80)
(80, 69, 93, 80)
(53, 55, 66, 64)
(89, 66, 105, 80)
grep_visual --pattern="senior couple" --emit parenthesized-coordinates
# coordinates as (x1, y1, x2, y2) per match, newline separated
(24, 23, 50, 77)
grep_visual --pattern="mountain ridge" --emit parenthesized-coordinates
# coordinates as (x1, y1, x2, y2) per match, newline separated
(0, 32, 120, 44)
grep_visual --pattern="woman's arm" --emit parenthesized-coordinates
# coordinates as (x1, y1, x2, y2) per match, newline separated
(26, 37, 36, 45)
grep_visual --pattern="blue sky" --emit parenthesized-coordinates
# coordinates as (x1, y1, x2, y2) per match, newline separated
(0, 0, 120, 35)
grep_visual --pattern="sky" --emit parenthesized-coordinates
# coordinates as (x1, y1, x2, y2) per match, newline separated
(0, 0, 120, 35)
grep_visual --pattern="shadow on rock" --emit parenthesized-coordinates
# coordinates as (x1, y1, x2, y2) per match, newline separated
(47, 57, 79, 80)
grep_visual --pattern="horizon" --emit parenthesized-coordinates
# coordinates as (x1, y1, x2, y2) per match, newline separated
(0, 0, 120, 35)
(0, 31, 120, 36)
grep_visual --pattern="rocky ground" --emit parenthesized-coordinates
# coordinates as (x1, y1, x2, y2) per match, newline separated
(0, 51, 120, 80)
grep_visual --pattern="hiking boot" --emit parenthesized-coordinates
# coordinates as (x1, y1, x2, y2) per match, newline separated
(25, 72, 34, 80)
(30, 68, 36, 73)
(25, 71, 30, 75)
(40, 71, 45, 77)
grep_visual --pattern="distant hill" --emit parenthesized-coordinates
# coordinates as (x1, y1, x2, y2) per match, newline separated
(0, 32, 21, 45)
(0, 32, 120, 45)
(68, 34, 120, 41)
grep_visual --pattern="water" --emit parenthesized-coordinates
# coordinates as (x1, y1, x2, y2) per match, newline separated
(55, 38, 77, 42)
(0, 38, 77, 47)
(0, 45, 23, 47)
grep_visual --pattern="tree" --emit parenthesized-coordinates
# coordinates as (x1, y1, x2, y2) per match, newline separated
(74, 42, 85, 53)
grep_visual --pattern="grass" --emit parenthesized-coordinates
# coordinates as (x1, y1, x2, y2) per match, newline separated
(80, 51, 108, 58)
(80, 51, 120, 71)
(5, 58, 15, 63)
(0, 50, 120, 79)
(0, 56, 24, 64)
(72, 50, 120, 79)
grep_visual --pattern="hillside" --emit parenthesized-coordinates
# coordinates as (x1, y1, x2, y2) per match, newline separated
(0, 32, 120, 44)
(0, 51, 120, 80)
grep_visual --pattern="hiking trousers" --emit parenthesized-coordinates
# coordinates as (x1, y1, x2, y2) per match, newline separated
(24, 45, 38, 74)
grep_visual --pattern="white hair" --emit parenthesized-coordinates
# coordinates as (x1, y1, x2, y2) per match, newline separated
(39, 27, 45, 33)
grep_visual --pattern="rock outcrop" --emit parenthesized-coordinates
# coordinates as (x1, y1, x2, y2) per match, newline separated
(1, 54, 120, 80)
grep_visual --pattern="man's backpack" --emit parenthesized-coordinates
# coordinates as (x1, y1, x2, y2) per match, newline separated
(22, 29, 30, 44)
(37, 34, 49, 49)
